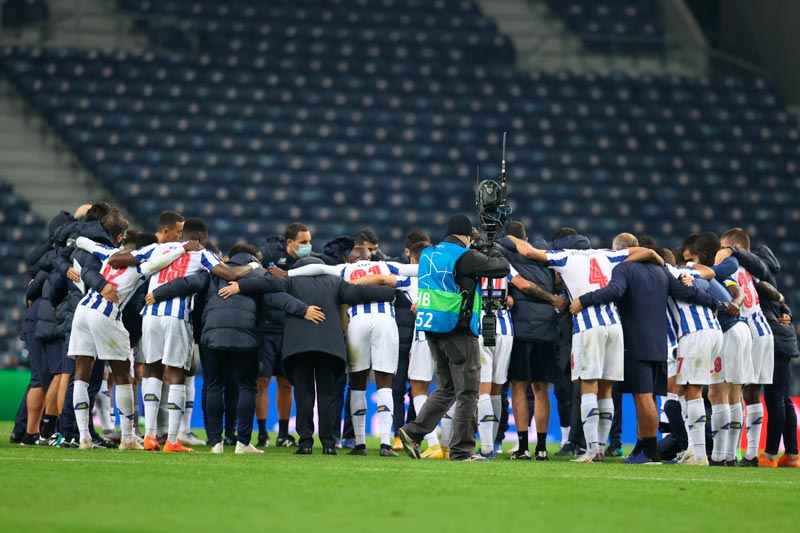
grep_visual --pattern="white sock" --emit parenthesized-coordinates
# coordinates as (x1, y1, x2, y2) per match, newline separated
(478, 394, 495, 454)
(580, 393, 599, 454)
(658, 395, 669, 424)
(686, 399, 707, 459)
(158, 381, 170, 436)
(377, 388, 393, 446)
(96, 381, 115, 432)
(167, 384, 186, 444)
(74, 380, 91, 442)
(412, 395, 439, 447)
(710, 404, 730, 463)
(727, 403, 743, 462)
(115, 384, 135, 443)
(180, 375, 195, 435)
(350, 390, 367, 447)
(142, 377, 162, 438)
(745, 402, 764, 460)
(679, 395, 692, 449)
(440, 404, 456, 448)
(597, 397, 614, 449)
(490, 395, 502, 444)
(560, 426, 570, 446)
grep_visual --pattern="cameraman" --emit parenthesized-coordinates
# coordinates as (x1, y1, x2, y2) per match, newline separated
(398, 214, 510, 461)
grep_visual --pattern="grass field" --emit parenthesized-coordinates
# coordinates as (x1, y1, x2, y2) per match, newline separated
(0, 422, 796, 532)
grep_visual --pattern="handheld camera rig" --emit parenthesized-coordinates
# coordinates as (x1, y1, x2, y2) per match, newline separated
(475, 132, 512, 347)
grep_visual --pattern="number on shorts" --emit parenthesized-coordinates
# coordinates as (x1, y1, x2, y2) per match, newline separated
(713, 356, 722, 374)
(588, 257, 609, 288)
(676, 357, 684, 375)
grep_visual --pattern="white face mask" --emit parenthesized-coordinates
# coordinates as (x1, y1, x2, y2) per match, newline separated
(296, 243, 312, 258)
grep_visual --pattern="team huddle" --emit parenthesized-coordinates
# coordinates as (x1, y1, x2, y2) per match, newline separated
(11, 202, 799, 467)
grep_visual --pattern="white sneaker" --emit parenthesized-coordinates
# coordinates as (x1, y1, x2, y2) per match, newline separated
(211, 442, 224, 455)
(179, 432, 206, 446)
(677, 449, 695, 464)
(235, 442, 264, 455)
(78, 439, 94, 450)
(680, 455, 709, 466)
(508, 443, 519, 453)
(570, 453, 596, 463)
(119, 439, 144, 451)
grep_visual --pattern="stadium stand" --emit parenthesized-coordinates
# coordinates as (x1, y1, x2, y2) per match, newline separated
(0, 0, 798, 358)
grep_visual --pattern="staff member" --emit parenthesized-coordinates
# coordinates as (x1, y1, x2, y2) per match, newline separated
(399, 214, 510, 461)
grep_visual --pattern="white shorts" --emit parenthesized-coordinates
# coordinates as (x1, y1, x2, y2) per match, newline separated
(667, 346, 678, 379)
(750, 330, 775, 385)
(408, 337, 435, 382)
(676, 329, 724, 385)
(722, 321, 754, 384)
(141, 315, 194, 371)
(571, 324, 624, 382)
(346, 313, 399, 374)
(68, 306, 132, 361)
(479, 333, 513, 384)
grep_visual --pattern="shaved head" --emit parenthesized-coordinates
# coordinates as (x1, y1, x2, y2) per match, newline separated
(612, 232, 638, 250)
(73, 204, 92, 221)
(348, 246, 371, 263)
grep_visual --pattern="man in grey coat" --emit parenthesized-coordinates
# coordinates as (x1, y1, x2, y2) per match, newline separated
(218, 257, 395, 455)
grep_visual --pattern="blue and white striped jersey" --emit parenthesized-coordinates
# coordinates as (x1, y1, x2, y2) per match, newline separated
(141, 245, 222, 321)
(75, 237, 185, 321)
(341, 260, 404, 318)
(726, 266, 773, 337)
(666, 265, 721, 338)
(545, 248, 629, 334)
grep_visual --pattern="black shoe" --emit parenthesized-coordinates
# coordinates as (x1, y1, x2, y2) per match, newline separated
(725, 460, 737, 467)
(257, 432, 269, 448)
(348, 445, 368, 456)
(535, 449, 549, 461)
(604, 445, 625, 458)
(380, 444, 399, 457)
(277, 435, 298, 448)
(93, 437, 117, 449)
(20, 433, 38, 446)
(737, 457, 759, 467)
(709, 458, 727, 467)
(555, 442, 584, 456)
(509, 450, 532, 460)
(398, 428, 420, 459)
(294, 447, 313, 455)
(9, 433, 23, 444)
(322, 448, 337, 456)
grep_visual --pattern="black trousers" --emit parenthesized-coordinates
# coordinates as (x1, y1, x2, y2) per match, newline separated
(205, 348, 258, 446)
(334, 373, 354, 440)
(764, 352, 798, 455)
(609, 382, 623, 448)
(495, 382, 509, 445)
(290, 352, 345, 449)
(391, 332, 413, 435)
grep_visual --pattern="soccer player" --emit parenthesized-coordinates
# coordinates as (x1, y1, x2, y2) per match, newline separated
(717, 228, 776, 466)
(109, 218, 258, 452)
(506, 234, 661, 462)
(69, 221, 201, 449)
(282, 246, 417, 456)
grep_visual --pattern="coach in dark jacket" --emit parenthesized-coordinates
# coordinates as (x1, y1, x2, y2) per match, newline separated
(227, 257, 395, 454)
(575, 239, 722, 462)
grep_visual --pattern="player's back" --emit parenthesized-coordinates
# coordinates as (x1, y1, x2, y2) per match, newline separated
(341, 260, 396, 318)
(78, 242, 149, 320)
(666, 265, 720, 337)
(143, 247, 220, 320)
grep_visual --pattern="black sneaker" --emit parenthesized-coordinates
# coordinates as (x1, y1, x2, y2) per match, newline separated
(555, 442, 584, 456)
(725, 460, 737, 467)
(294, 447, 312, 455)
(277, 435, 298, 448)
(709, 458, 727, 467)
(257, 432, 270, 448)
(93, 437, 118, 449)
(604, 445, 625, 458)
(349, 445, 368, 456)
(20, 433, 38, 446)
(737, 457, 759, 467)
(380, 444, 399, 457)
(322, 447, 337, 456)
(398, 427, 420, 459)
(535, 449, 549, 461)
(61, 438, 79, 449)
(509, 450, 532, 460)
(9, 433, 23, 444)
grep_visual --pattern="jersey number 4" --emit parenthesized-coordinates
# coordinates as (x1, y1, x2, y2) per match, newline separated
(588, 257, 609, 288)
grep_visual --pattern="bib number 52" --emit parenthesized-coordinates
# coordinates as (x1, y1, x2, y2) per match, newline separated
(415, 312, 433, 328)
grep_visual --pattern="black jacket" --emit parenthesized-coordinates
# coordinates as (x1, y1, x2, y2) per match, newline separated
(235, 258, 395, 365)
(122, 283, 148, 347)
(731, 245, 799, 358)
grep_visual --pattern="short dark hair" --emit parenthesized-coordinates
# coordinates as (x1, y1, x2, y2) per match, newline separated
(157, 211, 184, 232)
(404, 229, 430, 249)
(672, 247, 686, 266)
(355, 228, 380, 245)
(551, 227, 577, 240)
(504, 221, 526, 239)
(85, 202, 113, 222)
(638, 235, 658, 248)
(695, 232, 721, 266)
(408, 241, 430, 262)
(101, 209, 129, 239)
(657, 247, 676, 266)
(228, 243, 260, 259)
(183, 218, 208, 241)
(285, 222, 309, 241)
(682, 234, 699, 255)
(721, 227, 750, 249)
(122, 231, 158, 249)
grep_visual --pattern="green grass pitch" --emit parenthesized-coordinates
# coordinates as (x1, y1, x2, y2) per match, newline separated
(0, 422, 796, 532)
